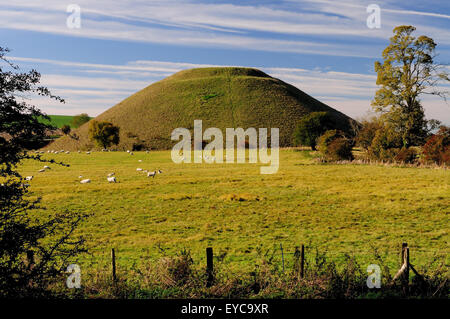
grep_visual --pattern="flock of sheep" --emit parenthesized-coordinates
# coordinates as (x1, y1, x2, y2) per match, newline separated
(26, 149, 162, 185)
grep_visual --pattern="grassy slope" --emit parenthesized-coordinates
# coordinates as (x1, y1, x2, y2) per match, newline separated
(38, 115, 75, 128)
(46, 67, 354, 151)
(18, 150, 449, 275)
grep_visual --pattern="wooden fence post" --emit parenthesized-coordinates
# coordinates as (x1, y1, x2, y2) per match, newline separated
(206, 247, 214, 287)
(300, 244, 305, 279)
(404, 247, 410, 288)
(280, 243, 285, 274)
(111, 248, 117, 282)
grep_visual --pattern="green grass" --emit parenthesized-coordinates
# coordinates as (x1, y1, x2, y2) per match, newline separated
(38, 115, 75, 128)
(17, 150, 449, 276)
(48, 67, 353, 151)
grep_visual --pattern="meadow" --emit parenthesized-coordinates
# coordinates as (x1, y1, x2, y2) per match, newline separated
(38, 115, 76, 128)
(19, 149, 449, 278)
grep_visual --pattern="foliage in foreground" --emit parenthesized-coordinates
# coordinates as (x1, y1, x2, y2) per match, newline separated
(60, 249, 449, 299)
(0, 47, 88, 297)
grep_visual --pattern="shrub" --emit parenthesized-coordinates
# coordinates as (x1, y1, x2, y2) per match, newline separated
(317, 130, 340, 154)
(317, 130, 353, 161)
(326, 138, 354, 161)
(421, 126, 450, 165)
(293, 112, 334, 150)
(356, 118, 382, 150)
(367, 125, 403, 162)
(88, 121, 120, 149)
(394, 147, 418, 164)
(61, 124, 71, 135)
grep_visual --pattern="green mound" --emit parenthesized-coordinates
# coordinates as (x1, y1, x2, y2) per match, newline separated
(46, 67, 354, 151)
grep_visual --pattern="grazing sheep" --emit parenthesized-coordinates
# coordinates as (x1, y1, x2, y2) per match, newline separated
(86, 151, 91, 154)
(25, 176, 33, 181)
(157, 169, 162, 174)
(107, 172, 115, 177)
(136, 168, 143, 171)
(147, 171, 156, 178)
(43, 165, 50, 169)
(138, 160, 142, 162)
(107, 176, 117, 183)
(66, 151, 70, 154)
(78, 150, 81, 153)
(38, 169, 45, 173)
(78, 175, 83, 179)
(80, 179, 91, 184)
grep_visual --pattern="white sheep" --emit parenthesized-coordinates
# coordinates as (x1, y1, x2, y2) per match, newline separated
(38, 169, 45, 173)
(78, 175, 83, 179)
(66, 151, 70, 154)
(43, 165, 50, 170)
(25, 176, 33, 181)
(107, 176, 116, 183)
(157, 169, 163, 174)
(107, 172, 115, 177)
(136, 168, 143, 171)
(147, 171, 156, 178)
(80, 179, 91, 184)
(86, 151, 91, 154)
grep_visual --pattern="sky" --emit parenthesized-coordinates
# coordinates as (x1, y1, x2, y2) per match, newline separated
(1, 0, 449, 124)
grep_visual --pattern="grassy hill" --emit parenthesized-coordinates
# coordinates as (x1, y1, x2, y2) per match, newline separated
(38, 114, 94, 128)
(38, 115, 75, 128)
(46, 67, 355, 151)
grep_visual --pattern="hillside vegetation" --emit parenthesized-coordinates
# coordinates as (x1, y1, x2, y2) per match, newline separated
(46, 67, 353, 151)
(38, 115, 76, 128)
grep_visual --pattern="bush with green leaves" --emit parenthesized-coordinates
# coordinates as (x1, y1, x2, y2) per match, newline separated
(367, 125, 403, 162)
(355, 117, 382, 150)
(88, 120, 120, 149)
(0, 47, 88, 297)
(317, 130, 354, 161)
(293, 112, 334, 150)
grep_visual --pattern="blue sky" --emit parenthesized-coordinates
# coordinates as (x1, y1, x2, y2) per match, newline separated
(1, 0, 449, 123)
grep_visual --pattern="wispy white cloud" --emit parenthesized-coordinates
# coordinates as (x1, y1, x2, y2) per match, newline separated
(2, 0, 449, 57)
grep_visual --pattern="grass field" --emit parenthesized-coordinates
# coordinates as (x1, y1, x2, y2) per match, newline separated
(19, 149, 449, 277)
(38, 115, 76, 128)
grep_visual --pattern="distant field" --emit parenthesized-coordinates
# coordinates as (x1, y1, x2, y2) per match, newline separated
(18, 150, 449, 276)
(38, 115, 92, 128)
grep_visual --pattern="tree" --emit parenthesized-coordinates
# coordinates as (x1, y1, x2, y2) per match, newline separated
(88, 120, 120, 149)
(0, 47, 88, 297)
(293, 112, 334, 150)
(61, 124, 71, 135)
(70, 113, 90, 128)
(373, 25, 449, 148)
